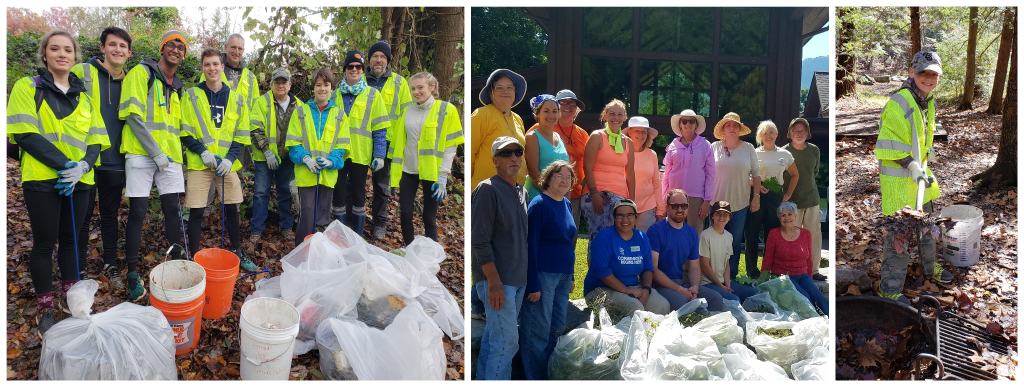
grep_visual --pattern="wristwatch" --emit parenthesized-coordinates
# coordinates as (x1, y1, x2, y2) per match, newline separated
(640, 285, 653, 292)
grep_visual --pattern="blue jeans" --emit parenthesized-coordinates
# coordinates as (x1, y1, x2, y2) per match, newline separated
(790, 273, 829, 316)
(654, 278, 725, 312)
(251, 159, 295, 235)
(518, 272, 572, 380)
(704, 282, 759, 303)
(475, 281, 525, 380)
(725, 207, 749, 280)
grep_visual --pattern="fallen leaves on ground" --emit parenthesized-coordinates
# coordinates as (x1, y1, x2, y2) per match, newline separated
(6, 160, 465, 380)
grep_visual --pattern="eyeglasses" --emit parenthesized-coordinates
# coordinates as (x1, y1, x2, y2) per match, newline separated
(558, 100, 577, 107)
(550, 173, 571, 181)
(680, 119, 697, 125)
(346, 64, 363, 70)
(669, 203, 689, 210)
(164, 42, 185, 53)
(614, 212, 636, 219)
(495, 149, 524, 158)
(492, 86, 515, 94)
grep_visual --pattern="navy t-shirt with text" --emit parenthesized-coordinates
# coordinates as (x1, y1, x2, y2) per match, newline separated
(584, 226, 654, 295)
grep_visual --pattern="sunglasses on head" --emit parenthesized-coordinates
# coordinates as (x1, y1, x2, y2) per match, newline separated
(669, 203, 689, 210)
(495, 149, 524, 157)
(346, 64, 363, 70)
(680, 118, 697, 125)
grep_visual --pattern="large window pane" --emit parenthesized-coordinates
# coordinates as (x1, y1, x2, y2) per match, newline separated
(580, 56, 632, 113)
(582, 7, 633, 50)
(638, 60, 712, 117)
(640, 8, 714, 54)
(721, 8, 770, 57)
(718, 64, 767, 121)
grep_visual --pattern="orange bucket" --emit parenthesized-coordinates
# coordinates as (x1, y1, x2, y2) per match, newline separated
(304, 233, 315, 241)
(193, 248, 240, 319)
(151, 293, 205, 355)
(149, 260, 207, 355)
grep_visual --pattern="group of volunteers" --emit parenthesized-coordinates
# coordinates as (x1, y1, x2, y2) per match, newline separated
(470, 69, 829, 380)
(9, 27, 463, 337)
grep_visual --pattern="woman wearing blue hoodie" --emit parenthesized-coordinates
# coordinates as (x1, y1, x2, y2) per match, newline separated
(286, 67, 347, 241)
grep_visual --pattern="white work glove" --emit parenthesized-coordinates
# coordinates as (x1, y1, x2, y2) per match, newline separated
(264, 150, 280, 170)
(56, 161, 89, 196)
(926, 147, 936, 163)
(302, 155, 321, 174)
(152, 153, 171, 171)
(908, 161, 928, 184)
(370, 157, 385, 172)
(200, 150, 218, 169)
(215, 156, 233, 176)
(317, 156, 333, 169)
(431, 174, 448, 201)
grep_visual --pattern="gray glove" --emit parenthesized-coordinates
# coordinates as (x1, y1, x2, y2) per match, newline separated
(908, 161, 928, 184)
(317, 156, 333, 169)
(56, 161, 89, 196)
(215, 157, 233, 176)
(200, 150, 218, 170)
(302, 155, 321, 174)
(264, 150, 280, 170)
(370, 157, 385, 172)
(152, 153, 171, 171)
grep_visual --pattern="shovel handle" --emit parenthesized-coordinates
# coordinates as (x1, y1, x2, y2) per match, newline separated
(916, 179, 926, 210)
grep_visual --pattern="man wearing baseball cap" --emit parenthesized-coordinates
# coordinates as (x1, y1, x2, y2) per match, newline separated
(472, 136, 528, 379)
(875, 50, 953, 305)
(529, 89, 590, 226)
(249, 67, 299, 243)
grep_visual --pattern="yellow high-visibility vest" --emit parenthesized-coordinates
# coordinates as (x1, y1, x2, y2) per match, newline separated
(250, 92, 290, 162)
(331, 87, 391, 166)
(285, 104, 349, 188)
(370, 73, 413, 121)
(875, 88, 940, 215)
(7, 76, 110, 184)
(201, 67, 259, 108)
(180, 87, 251, 171)
(388, 100, 463, 185)
(118, 64, 183, 163)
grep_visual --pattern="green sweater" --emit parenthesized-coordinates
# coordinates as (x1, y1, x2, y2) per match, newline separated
(782, 143, 821, 209)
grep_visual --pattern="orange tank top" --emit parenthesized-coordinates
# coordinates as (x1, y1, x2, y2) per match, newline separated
(589, 130, 630, 198)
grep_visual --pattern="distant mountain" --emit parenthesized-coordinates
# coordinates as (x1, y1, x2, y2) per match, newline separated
(801, 56, 828, 88)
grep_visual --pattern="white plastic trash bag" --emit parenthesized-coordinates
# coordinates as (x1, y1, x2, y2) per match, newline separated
(547, 328, 624, 380)
(282, 261, 367, 340)
(745, 317, 829, 375)
(757, 275, 820, 320)
(742, 292, 784, 316)
(620, 310, 675, 380)
(244, 275, 282, 303)
(692, 311, 743, 347)
(315, 302, 445, 380)
(791, 346, 830, 380)
(720, 343, 790, 380)
(644, 317, 730, 380)
(722, 299, 754, 325)
(39, 280, 176, 380)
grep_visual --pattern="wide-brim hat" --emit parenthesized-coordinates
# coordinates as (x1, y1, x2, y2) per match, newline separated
(625, 116, 657, 149)
(670, 109, 707, 136)
(554, 89, 586, 112)
(712, 112, 752, 139)
(479, 69, 527, 108)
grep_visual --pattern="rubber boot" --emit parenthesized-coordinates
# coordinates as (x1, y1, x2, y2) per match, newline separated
(352, 214, 367, 236)
(332, 206, 347, 225)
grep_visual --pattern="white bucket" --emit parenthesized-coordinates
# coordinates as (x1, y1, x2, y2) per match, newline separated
(239, 297, 301, 380)
(149, 260, 207, 303)
(938, 205, 984, 267)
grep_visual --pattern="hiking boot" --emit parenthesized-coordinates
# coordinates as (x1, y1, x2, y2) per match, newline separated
(36, 308, 56, 338)
(371, 224, 386, 240)
(281, 229, 295, 241)
(102, 264, 125, 291)
(878, 289, 911, 306)
(930, 262, 954, 283)
(127, 271, 147, 302)
(235, 249, 259, 272)
(249, 232, 261, 244)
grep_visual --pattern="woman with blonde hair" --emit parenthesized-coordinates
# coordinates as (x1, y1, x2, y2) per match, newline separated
(387, 71, 463, 246)
(662, 109, 714, 232)
(581, 99, 635, 240)
(743, 120, 798, 278)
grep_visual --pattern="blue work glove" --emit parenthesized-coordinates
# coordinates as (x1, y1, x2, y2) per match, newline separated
(317, 156, 333, 169)
(55, 161, 88, 196)
(200, 151, 218, 170)
(370, 157, 385, 172)
(431, 174, 448, 201)
(215, 156, 233, 177)
(264, 150, 280, 170)
(302, 155, 321, 174)
(152, 153, 171, 171)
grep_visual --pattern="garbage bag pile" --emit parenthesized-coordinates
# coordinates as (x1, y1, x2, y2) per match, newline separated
(39, 280, 177, 380)
(548, 276, 829, 380)
(252, 220, 463, 380)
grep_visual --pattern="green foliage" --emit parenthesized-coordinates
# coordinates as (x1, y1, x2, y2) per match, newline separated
(471, 7, 547, 76)
(800, 88, 809, 112)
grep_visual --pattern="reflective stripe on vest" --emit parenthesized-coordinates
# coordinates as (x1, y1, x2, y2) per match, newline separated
(877, 92, 921, 178)
(297, 107, 328, 159)
(19, 78, 98, 153)
(350, 88, 379, 138)
(118, 66, 178, 135)
(419, 101, 449, 158)
(388, 74, 410, 120)
(80, 63, 93, 96)
(185, 89, 243, 149)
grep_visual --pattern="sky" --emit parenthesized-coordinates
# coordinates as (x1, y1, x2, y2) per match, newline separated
(803, 21, 830, 60)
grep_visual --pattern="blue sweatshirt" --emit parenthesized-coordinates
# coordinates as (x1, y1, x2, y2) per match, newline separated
(647, 219, 700, 280)
(287, 99, 345, 169)
(525, 193, 578, 293)
(583, 227, 654, 296)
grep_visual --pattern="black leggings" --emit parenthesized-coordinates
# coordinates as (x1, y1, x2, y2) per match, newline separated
(187, 204, 240, 258)
(125, 193, 182, 272)
(26, 189, 90, 294)
(398, 172, 439, 246)
(78, 169, 126, 267)
(334, 162, 369, 215)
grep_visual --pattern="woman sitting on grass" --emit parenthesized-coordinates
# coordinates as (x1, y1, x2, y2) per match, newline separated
(699, 201, 759, 302)
(762, 201, 829, 316)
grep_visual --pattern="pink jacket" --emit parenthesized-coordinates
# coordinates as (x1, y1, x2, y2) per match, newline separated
(662, 136, 715, 201)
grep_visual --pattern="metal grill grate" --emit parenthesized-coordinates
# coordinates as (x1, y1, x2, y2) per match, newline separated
(934, 309, 1012, 380)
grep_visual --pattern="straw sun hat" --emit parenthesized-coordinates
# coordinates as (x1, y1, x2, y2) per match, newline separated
(712, 112, 752, 139)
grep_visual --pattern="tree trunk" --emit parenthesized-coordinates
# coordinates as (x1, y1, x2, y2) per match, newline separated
(837, 8, 856, 99)
(958, 7, 979, 111)
(910, 7, 922, 66)
(972, 24, 1017, 191)
(432, 7, 463, 103)
(986, 7, 1015, 114)
(380, 7, 394, 41)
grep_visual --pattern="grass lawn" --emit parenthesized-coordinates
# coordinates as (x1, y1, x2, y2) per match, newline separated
(568, 238, 761, 300)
